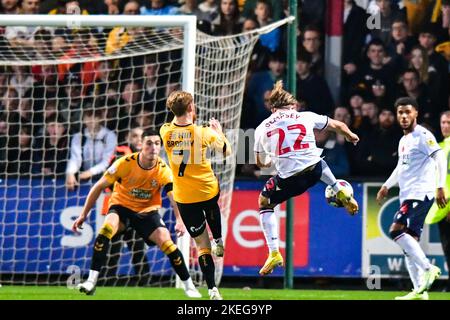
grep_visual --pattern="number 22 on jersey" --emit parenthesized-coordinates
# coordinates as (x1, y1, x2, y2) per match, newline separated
(267, 124, 310, 156)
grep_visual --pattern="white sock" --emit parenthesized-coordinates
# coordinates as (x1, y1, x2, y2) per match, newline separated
(404, 255, 422, 291)
(259, 208, 279, 253)
(319, 160, 339, 192)
(183, 278, 195, 290)
(87, 270, 99, 284)
(395, 233, 431, 271)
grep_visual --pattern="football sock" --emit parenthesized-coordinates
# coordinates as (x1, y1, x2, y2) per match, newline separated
(87, 270, 99, 284)
(404, 255, 422, 291)
(161, 240, 190, 281)
(259, 208, 279, 253)
(205, 205, 222, 240)
(198, 248, 216, 289)
(395, 233, 431, 271)
(90, 224, 114, 273)
(319, 160, 340, 192)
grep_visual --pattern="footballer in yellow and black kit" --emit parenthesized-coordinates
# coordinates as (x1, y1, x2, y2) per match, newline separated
(160, 122, 230, 238)
(102, 152, 173, 244)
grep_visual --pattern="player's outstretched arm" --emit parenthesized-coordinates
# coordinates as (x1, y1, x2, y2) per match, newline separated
(167, 191, 186, 237)
(326, 118, 359, 145)
(72, 177, 111, 233)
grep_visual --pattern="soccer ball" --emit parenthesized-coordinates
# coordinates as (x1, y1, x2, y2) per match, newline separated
(325, 179, 353, 207)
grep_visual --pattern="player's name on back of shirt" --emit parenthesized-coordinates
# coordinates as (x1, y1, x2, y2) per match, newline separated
(265, 111, 302, 127)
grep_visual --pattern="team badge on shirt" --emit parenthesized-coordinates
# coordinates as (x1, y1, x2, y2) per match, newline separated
(427, 139, 435, 146)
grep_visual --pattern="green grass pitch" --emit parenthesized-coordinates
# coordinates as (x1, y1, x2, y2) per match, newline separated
(1, 286, 450, 300)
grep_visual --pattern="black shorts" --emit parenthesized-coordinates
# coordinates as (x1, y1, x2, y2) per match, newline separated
(261, 162, 322, 206)
(176, 192, 221, 238)
(108, 205, 166, 246)
(393, 196, 434, 239)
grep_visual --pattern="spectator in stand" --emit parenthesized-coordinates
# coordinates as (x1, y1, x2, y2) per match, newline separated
(32, 114, 69, 178)
(252, 0, 281, 53)
(408, 45, 442, 107)
(355, 108, 402, 177)
(397, 68, 437, 129)
(6, 125, 33, 177)
(371, 78, 393, 110)
(348, 86, 368, 131)
(48, 0, 89, 15)
(179, 0, 212, 21)
(66, 108, 117, 191)
(105, 1, 141, 55)
(342, 0, 369, 77)
(242, 0, 282, 21)
(9, 66, 33, 98)
(296, 50, 334, 116)
(0, 0, 19, 14)
(107, 81, 143, 144)
(385, 18, 418, 73)
(317, 106, 351, 177)
(350, 39, 396, 102)
(198, 0, 219, 22)
(140, 0, 178, 15)
(5, 0, 41, 49)
(369, 0, 406, 45)
(245, 51, 286, 128)
(301, 25, 324, 76)
(418, 25, 449, 110)
(242, 18, 271, 73)
(359, 100, 380, 137)
(211, 0, 245, 36)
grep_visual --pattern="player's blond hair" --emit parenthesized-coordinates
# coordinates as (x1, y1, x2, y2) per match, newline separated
(268, 80, 298, 109)
(166, 91, 193, 117)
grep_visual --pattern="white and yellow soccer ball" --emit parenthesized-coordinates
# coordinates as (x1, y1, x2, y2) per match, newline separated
(325, 179, 353, 207)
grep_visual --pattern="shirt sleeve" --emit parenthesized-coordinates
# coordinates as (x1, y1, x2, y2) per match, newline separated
(305, 112, 329, 131)
(204, 126, 230, 154)
(421, 130, 441, 156)
(159, 159, 173, 188)
(103, 157, 125, 185)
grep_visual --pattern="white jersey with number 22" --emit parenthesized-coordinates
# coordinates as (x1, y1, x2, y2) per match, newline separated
(254, 110, 328, 179)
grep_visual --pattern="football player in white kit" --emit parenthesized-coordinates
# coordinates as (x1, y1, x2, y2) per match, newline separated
(377, 97, 446, 300)
(254, 81, 360, 276)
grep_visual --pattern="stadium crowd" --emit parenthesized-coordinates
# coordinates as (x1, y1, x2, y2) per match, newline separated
(0, 0, 448, 182)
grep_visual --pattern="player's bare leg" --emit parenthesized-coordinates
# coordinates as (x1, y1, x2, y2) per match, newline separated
(150, 227, 201, 298)
(194, 229, 223, 300)
(77, 213, 122, 295)
(258, 194, 284, 276)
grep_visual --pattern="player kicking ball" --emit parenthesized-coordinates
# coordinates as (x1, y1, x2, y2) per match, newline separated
(377, 98, 445, 300)
(72, 129, 201, 298)
(254, 81, 360, 276)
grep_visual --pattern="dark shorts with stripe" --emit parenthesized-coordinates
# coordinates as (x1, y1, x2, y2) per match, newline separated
(393, 196, 434, 239)
(176, 192, 221, 238)
(108, 205, 166, 246)
(261, 161, 322, 206)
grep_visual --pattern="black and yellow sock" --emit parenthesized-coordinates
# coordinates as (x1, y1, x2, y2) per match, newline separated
(161, 240, 190, 281)
(90, 224, 113, 271)
(198, 248, 216, 289)
(205, 205, 222, 240)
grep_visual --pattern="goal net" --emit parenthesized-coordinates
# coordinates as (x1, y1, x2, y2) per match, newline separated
(0, 15, 291, 287)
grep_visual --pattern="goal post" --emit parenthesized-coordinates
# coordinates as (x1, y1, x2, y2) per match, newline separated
(0, 14, 293, 288)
